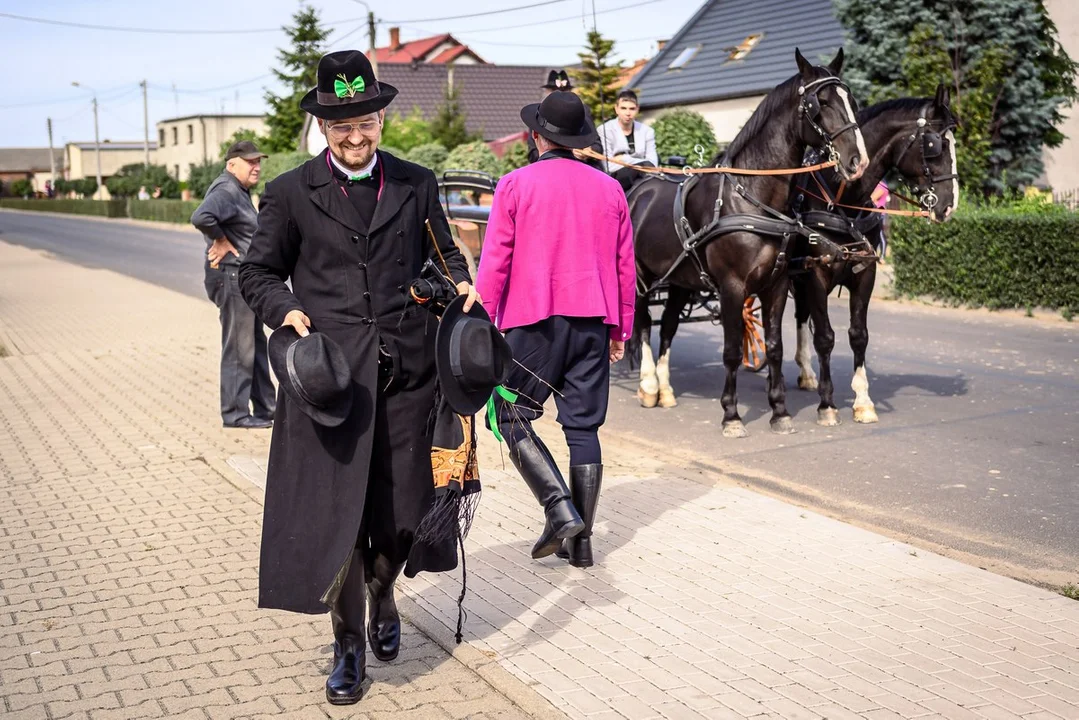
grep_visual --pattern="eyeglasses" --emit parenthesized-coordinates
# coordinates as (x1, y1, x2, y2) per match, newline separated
(327, 120, 382, 138)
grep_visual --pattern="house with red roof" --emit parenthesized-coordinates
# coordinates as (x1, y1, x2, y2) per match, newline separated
(373, 28, 487, 65)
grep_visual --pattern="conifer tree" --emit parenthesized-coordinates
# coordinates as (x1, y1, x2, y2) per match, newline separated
(264, 5, 332, 153)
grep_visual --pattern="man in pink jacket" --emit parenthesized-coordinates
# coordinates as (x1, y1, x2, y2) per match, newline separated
(476, 92, 636, 569)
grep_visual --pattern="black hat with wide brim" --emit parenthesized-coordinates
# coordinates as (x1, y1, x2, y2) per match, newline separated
(268, 326, 353, 427)
(300, 50, 398, 120)
(520, 91, 599, 150)
(435, 296, 513, 416)
(541, 69, 574, 91)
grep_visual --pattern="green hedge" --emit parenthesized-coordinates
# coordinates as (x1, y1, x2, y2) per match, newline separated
(890, 203, 1079, 312)
(127, 199, 201, 224)
(0, 198, 127, 217)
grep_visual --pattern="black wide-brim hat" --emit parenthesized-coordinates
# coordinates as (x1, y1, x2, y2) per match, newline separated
(436, 296, 513, 416)
(268, 326, 353, 427)
(521, 92, 599, 150)
(541, 69, 574, 91)
(300, 50, 398, 120)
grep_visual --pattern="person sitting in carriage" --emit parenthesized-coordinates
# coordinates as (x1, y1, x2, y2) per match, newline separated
(597, 89, 658, 192)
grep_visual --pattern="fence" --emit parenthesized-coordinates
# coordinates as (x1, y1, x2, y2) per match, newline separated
(1053, 187, 1079, 211)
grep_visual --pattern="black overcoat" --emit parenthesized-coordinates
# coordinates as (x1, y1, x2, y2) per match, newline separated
(239, 149, 471, 614)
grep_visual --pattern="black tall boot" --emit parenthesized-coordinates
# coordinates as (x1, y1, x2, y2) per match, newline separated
(562, 464, 602, 568)
(327, 552, 366, 705)
(366, 554, 404, 662)
(502, 425, 584, 558)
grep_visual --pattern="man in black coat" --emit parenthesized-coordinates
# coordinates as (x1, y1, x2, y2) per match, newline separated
(238, 50, 478, 706)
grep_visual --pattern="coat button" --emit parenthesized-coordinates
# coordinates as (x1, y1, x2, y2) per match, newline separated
(363, 292, 371, 300)
(351, 235, 359, 243)
(397, 230, 404, 237)
(397, 285, 404, 292)
(358, 262, 366, 269)
(396, 258, 404, 265)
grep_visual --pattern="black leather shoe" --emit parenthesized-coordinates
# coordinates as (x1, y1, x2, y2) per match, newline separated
(326, 636, 366, 705)
(566, 464, 603, 568)
(223, 415, 272, 429)
(501, 426, 584, 559)
(366, 555, 404, 662)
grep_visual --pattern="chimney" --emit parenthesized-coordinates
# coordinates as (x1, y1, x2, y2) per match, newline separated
(390, 27, 401, 51)
(657, 39, 668, 52)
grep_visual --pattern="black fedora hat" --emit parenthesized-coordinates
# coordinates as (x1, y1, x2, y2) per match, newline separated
(435, 296, 513, 416)
(268, 327, 353, 427)
(541, 69, 574, 91)
(520, 92, 599, 149)
(300, 50, 399, 120)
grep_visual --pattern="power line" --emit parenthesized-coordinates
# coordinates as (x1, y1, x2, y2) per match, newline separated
(422, 0, 665, 35)
(0, 84, 140, 110)
(381, 0, 570, 24)
(147, 74, 274, 96)
(0, 11, 363, 35)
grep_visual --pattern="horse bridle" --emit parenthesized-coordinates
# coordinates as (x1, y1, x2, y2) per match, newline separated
(798, 76, 860, 167)
(897, 106, 958, 210)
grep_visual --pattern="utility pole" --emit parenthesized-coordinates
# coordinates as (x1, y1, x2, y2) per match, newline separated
(367, 10, 378, 74)
(140, 80, 150, 167)
(91, 97, 103, 200)
(46, 118, 57, 188)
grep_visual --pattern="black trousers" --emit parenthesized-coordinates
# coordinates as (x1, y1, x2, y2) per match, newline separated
(612, 161, 656, 193)
(205, 265, 276, 424)
(493, 316, 611, 465)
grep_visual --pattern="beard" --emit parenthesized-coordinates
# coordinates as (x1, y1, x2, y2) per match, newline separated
(331, 139, 376, 171)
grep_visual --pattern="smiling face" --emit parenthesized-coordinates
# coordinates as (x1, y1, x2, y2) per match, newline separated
(319, 111, 384, 170)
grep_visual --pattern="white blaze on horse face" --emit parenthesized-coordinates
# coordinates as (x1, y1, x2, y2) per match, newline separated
(640, 343, 659, 395)
(835, 86, 869, 173)
(851, 365, 873, 409)
(945, 129, 959, 218)
(656, 349, 672, 390)
(796, 324, 818, 387)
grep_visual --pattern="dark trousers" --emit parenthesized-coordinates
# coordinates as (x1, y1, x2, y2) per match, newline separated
(612, 161, 655, 193)
(494, 316, 611, 465)
(205, 265, 275, 424)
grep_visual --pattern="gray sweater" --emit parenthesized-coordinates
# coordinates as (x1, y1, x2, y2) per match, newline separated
(190, 171, 257, 266)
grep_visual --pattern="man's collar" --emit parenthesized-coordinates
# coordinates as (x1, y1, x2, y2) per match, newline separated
(537, 148, 576, 161)
(329, 150, 378, 181)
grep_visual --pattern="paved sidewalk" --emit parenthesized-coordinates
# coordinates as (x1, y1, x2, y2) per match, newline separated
(3, 239, 1079, 720)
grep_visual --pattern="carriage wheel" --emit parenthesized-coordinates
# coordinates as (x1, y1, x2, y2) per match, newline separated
(742, 296, 767, 372)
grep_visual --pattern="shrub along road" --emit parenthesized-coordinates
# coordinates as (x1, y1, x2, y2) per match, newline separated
(3, 208, 1077, 590)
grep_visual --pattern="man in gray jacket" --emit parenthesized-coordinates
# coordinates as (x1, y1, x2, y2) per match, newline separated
(191, 141, 275, 429)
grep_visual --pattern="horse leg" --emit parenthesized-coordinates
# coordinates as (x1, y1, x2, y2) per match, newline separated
(719, 282, 748, 438)
(806, 273, 839, 426)
(656, 286, 691, 408)
(634, 291, 659, 408)
(758, 278, 795, 434)
(792, 276, 818, 391)
(849, 265, 879, 423)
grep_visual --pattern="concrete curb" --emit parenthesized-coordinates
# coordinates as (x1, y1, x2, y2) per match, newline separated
(0, 206, 201, 233)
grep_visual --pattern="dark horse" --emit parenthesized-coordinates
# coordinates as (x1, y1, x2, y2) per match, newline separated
(791, 84, 960, 425)
(627, 49, 867, 438)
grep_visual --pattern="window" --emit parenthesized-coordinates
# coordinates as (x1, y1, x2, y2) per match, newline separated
(174, 165, 180, 179)
(172, 127, 178, 145)
(728, 34, 763, 62)
(187, 124, 194, 144)
(667, 45, 700, 71)
(158, 128, 165, 145)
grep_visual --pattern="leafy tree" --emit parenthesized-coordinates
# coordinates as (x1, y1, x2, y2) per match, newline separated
(381, 108, 435, 153)
(445, 141, 502, 177)
(406, 143, 449, 174)
(836, 0, 1079, 191)
(11, 179, 33, 197)
(500, 141, 530, 174)
(188, 160, 227, 198)
(105, 163, 179, 199)
(219, 128, 269, 160)
(570, 30, 624, 124)
(429, 84, 476, 151)
(652, 109, 719, 165)
(255, 152, 311, 194)
(264, 5, 332, 153)
(74, 178, 98, 198)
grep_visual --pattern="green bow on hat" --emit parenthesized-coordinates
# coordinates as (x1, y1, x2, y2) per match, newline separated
(334, 73, 365, 99)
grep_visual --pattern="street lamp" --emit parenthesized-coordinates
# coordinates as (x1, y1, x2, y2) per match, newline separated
(71, 82, 104, 201)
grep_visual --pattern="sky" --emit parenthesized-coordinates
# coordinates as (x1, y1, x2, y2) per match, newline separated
(0, 0, 706, 149)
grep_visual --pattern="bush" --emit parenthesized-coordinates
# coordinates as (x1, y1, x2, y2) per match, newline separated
(256, 152, 310, 194)
(0, 198, 126, 217)
(407, 143, 449, 175)
(128, 199, 201, 224)
(890, 200, 1079, 312)
(500, 141, 529, 175)
(105, 163, 179, 199)
(444, 141, 501, 178)
(188, 160, 226, 198)
(74, 178, 98, 198)
(11, 179, 33, 198)
(381, 108, 435, 154)
(652, 109, 719, 166)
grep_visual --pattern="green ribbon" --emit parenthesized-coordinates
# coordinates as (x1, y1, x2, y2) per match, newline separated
(333, 74, 365, 99)
(486, 385, 518, 443)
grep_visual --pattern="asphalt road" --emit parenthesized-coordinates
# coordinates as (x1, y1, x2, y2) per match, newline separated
(3, 209, 1077, 587)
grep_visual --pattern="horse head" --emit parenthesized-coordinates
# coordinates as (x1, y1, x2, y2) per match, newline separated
(893, 84, 961, 222)
(794, 48, 869, 181)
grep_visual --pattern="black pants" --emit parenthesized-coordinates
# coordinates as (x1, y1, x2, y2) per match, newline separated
(205, 265, 275, 424)
(493, 316, 611, 465)
(612, 161, 655, 193)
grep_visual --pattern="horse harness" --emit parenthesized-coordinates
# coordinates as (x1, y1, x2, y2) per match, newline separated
(640, 75, 860, 298)
(895, 107, 958, 211)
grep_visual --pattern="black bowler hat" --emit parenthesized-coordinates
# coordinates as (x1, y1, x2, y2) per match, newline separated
(268, 327, 353, 427)
(541, 69, 574, 91)
(300, 50, 399, 120)
(435, 296, 513, 416)
(520, 92, 599, 149)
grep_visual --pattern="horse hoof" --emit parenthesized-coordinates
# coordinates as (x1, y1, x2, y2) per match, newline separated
(853, 405, 879, 424)
(637, 389, 659, 409)
(770, 416, 797, 434)
(817, 408, 841, 426)
(798, 375, 819, 391)
(722, 421, 749, 438)
(658, 388, 678, 408)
